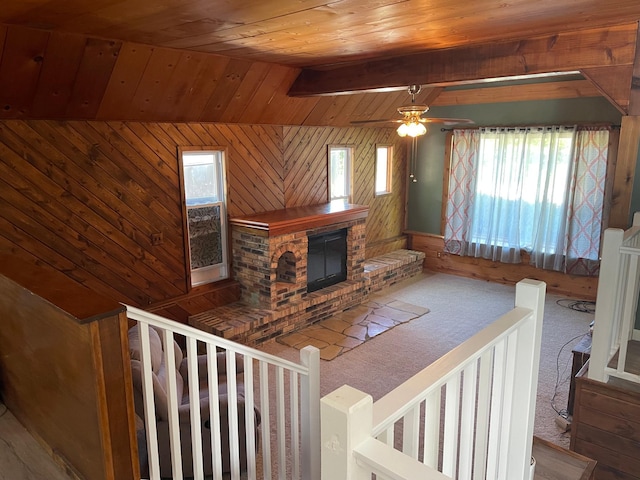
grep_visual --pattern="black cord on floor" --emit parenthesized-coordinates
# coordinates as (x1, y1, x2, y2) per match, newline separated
(0, 402, 7, 418)
(556, 298, 596, 314)
(550, 332, 588, 419)
(551, 298, 595, 418)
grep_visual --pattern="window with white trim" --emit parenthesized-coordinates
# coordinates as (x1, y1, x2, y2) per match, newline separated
(375, 145, 392, 195)
(328, 145, 353, 201)
(179, 148, 229, 287)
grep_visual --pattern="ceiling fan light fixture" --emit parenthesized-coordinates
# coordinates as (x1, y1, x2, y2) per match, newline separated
(397, 121, 427, 137)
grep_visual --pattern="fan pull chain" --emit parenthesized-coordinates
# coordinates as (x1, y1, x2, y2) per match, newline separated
(409, 136, 418, 182)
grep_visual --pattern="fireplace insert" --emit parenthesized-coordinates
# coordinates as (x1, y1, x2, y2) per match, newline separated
(307, 228, 347, 293)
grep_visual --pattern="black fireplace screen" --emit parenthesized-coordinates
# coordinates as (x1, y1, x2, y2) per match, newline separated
(307, 228, 347, 293)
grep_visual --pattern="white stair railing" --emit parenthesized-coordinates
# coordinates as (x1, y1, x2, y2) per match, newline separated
(125, 305, 320, 480)
(589, 211, 640, 384)
(322, 279, 546, 480)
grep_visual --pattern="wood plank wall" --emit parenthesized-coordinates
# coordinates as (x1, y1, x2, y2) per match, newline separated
(0, 24, 423, 128)
(0, 120, 406, 318)
(408, 232, 598, 301)
(0, 263, 139, 480)
(283, 126, 407, 255)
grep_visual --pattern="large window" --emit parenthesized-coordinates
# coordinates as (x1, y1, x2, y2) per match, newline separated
(179, 148, 228, 287)
(375, 145, 393, 195)
(444, 126, 610, 275)
(328, 145, 353, 201)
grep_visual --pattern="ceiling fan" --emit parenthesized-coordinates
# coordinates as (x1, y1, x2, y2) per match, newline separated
(352, 85, 474, 137)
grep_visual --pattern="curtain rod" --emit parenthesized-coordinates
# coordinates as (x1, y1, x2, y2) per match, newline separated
(440, 124, 621, 132)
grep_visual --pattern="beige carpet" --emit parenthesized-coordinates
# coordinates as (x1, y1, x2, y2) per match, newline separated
(276, 297, 429, 360)
(259, 271, 594, 450)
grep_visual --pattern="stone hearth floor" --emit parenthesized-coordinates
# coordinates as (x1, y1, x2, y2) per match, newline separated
(276, 295, 429, 361)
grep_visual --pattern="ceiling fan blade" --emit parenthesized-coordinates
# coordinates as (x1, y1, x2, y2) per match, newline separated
(349, 87, 475, 129)
(420, 117, 475, 125)
(350, 119, 403, 125)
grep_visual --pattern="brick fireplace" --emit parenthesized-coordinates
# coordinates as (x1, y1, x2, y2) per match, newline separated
(230, 201, 368, 311)
(189, 202, 424, 345)
(188, 201, 424, 346)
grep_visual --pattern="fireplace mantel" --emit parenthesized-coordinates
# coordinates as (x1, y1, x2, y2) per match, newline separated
(230, 200, 368, 311)
(230, 201, 369, 237)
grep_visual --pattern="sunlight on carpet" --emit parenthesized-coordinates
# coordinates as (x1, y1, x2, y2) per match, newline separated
(276, 296, 429, 360)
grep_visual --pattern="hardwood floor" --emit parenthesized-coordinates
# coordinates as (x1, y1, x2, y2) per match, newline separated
(0, 403, 74, 480)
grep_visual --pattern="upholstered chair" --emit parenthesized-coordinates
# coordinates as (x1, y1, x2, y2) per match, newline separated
(128, 326, 260, 477)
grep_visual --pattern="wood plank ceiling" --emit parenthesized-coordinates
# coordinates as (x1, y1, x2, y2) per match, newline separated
(0, 1, 639, 123)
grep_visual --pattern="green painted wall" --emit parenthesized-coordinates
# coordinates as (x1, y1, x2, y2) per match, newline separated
(406, 96, 623, 234)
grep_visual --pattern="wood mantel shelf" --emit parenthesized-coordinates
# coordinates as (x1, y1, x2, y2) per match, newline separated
(230, 201, 369, 237)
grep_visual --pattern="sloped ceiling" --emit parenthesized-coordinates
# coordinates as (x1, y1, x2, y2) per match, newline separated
(0, 0, 639, 123)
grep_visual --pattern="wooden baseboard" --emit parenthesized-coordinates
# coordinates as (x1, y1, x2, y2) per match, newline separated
(407, 232, 598, 301)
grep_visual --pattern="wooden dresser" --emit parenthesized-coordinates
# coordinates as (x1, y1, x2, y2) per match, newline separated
(571, 367, 640, 480)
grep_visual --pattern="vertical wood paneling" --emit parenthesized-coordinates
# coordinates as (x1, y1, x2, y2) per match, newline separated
(65, 38, 121, 118)
(159, 51, 210, 119)
(128, 48, 183, 120)
(199, 58, 253, 120)
(31, 32, 87, 118)
(0, 26, 49, 117)
(0, 25, 7, 64)
(97, 43, 154, 120)
(249, 65, 305, 122)
(300, 97, 336, 126)
(178, 55, 232, 121)
(220, 61, 272, 122)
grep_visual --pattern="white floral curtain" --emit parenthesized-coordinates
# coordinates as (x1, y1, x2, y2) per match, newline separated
(443, 129, 479, 257)
(444, 126, 609, 275)
(563, 128, 610, 275)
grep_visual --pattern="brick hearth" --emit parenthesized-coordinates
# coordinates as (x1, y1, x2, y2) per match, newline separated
(188, 201, 424, 345)
(189, 249, 425, 346)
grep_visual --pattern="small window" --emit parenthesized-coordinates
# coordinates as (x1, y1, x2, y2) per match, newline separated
(375, 145, 392, 195)
(328, 145, 353, 201)
(179, 148, 229, 287)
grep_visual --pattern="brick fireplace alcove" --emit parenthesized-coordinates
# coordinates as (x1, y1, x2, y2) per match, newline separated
(190, 202, 424, 345)
(230, 202, 369, 311)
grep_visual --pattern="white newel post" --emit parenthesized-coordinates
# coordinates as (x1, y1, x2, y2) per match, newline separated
(508, 279, 546, 480)
(321, 385, 373, 480)
(589, 227, 624, 382)
(301, 346, 321, 480)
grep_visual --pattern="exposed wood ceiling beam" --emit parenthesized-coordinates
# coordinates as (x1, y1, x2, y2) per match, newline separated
(630, 23, 640, 116)
(288, 24, 639, 97)
(581, 66, 633, 114)
(431, 80, 602, 107)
